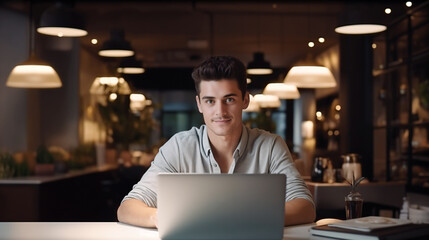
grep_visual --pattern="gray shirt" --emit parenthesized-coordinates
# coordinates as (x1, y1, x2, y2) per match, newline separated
(123, 124, 314, 208)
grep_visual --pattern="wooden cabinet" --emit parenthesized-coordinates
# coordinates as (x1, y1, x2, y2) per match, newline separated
(373, 1, 429, 195)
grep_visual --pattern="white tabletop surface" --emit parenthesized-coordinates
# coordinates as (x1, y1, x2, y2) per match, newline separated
(0, 222, 314, 240)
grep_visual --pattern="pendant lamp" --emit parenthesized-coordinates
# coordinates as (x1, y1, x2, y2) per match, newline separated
(263, 83, 300, 99)
(247, 52, 273, 75)
(99, 30, 135, 57)
(335, 3, 387, 35)
(6, 2, 62, 88)
(117, 56, 145, 74)
(254, 94, 281, 109)
(37, 2, 87, 37)
(284, 66, 336, 88)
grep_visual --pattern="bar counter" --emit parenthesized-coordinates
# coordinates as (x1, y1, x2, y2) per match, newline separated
(0, 164, 137, 222)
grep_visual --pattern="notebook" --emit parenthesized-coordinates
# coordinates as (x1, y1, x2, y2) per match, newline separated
(157, 173, 286, 240)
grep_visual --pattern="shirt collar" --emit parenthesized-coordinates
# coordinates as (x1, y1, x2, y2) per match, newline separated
(201, 124, 248, 158)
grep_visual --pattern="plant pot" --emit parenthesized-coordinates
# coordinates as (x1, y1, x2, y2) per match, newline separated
(34, 163, 55, 176)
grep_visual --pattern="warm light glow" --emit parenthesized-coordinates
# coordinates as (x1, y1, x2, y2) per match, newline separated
(318, 37, 325, 43)
(246, 78, 252, 84)
(98, 49, 134, 57)
(316, 111, 323, 121)
(6, 64, 62, 88)
(109, 93, 117, 101)
(10, 65, 57, 74)
(385, 8, 392, 14)
(406, 1, 412, 7)
(302, 121, 314, 139)
(130, 93, 145, 102)
(335, 105, 341, 111)
(98, 77, 119, 86)
(308, 42, 315, 48)
(334, 113, 340, 120)
(130, 93, 146, 112)
(284, 66, 337, 88)
(37, 27, 87, 37)
(263, 83, 300, 99)
(254, 94, 281, 108)
(91, 39, 98, 44)
(117, 67, 145, 74)
(335, 24, 387, 34)
(246, 68, 273, 75)
(372, 43, 377, 49)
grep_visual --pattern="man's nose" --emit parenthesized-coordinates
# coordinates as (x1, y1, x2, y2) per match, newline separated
(215, 102, 226, 116)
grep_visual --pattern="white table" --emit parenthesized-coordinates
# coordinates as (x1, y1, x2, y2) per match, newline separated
(0, 222, 314, 240)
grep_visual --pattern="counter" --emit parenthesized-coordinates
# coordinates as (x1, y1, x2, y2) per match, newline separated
(0, 164, 138, 222)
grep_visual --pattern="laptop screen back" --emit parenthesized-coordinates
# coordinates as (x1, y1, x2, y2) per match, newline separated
(157, 173, 286, 240)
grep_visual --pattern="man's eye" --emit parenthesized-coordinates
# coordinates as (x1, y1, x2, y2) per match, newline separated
(206, 100, 214, 104)
(225, 98, 235, 103)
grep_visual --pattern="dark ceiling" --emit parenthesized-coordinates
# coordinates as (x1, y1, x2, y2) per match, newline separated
(1, 0, 411, 90)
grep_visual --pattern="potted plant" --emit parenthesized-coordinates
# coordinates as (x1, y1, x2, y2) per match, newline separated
(0, 152, 15, 178)
(48, 146, 70, 173)
(34, 145, 55, 176)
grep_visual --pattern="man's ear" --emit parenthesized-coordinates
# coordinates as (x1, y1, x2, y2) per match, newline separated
(196, 95, 203, 113)
(242, 92, 250, 110)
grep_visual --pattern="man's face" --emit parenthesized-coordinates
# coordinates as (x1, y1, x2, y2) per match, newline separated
(196, 79, 249, 138)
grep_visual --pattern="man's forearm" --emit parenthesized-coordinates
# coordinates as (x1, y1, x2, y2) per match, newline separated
(117, 199, 158, 228)
(284, 198, 316, 226)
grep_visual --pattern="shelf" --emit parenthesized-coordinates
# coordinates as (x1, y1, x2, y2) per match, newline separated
(372, 1, 429, 195)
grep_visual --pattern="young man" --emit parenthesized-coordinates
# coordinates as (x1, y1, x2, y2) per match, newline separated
(117, 56, 315, 228)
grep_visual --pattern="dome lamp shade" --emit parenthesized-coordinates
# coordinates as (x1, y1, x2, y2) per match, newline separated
(247, 52, 273, 75)
(98, 29, 135, 57)
(37, 2, 87, 37)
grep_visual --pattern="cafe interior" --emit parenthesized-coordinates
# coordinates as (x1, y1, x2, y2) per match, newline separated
(1, 0, 429, 226)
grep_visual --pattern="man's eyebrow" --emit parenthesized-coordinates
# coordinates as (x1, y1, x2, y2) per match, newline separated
(201, 93, 238, 100)
(201, 96, 215, 100)
(224, 93, 238, 98)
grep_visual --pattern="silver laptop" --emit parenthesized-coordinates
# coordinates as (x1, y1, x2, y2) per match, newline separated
(157, 173, 286, 240)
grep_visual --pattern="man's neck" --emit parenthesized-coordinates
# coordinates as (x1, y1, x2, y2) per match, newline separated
(207, 126, 242, 172)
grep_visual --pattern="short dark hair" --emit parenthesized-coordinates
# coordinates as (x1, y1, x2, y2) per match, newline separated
(191, 56, 247, 99)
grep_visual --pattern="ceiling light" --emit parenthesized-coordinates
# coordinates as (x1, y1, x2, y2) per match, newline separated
(335, 3, 387, 35)
(7, 2, 61, 88)
(90, 77, 131, 95)
(384, 8, 392, 14)
(117, 57, 145, 74)
(91, 39, 98, 45)
(308, 42, 315, 48)
(6, 53, 62, 88)
(263, 83, 300, 99)
(318, 37, 325, 43)
(335, 24, 386, 35)
(247, 52, 273, 75)
(37, 2, 87, 37)
(406, 1, 413, 7)
(254, 94, 281, 108)
(98, 30, 135, 57)
(284, 66, 336, 88)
